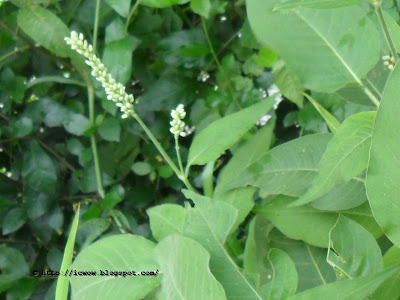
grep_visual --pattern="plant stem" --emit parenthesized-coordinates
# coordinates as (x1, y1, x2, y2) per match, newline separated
(174, 135, 184, 174)
(0, 45, 29, 64)
(132, 113, 195, 191)
(361, 84, 380, 107)
(374, 1, 399, 62)
(87, 83, 105, 198)
(125, 0, 140, 32)
(201, 17, 241, 108)
(93, 0, 101, 50)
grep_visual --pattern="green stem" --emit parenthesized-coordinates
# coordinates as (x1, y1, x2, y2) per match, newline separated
(125, 0, 140, 32)
(374, 1, 399, 62)
(93, 0, 101, 50)
(132, 113, 195, 191)
(174, 135, 184, 174)
(26, 76, 86, 89)
(361, 84, 380, 107)
(0, 45, 29, 63)
(87, 83, 105, 198)
(201, 17, 241, 108)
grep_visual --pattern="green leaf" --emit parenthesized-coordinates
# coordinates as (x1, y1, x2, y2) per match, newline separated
(273, 61, 304, 108)
(98, 118, 121, 142)
(215, 121, 275, 194)
(140, 0, 190, 8)
(17, 6, 71, 57)
(0, 248, 29, 293)
(70, 235, 160, 299)
(288, 265, 400, 300)
(327, 215, 383, 278)
(268, 230, 336, 292)
(303, 93, 340, 133)
(188, 99, 274, 166)
(293, 111, 374, 207)
(132, 161, 152, 176)
(11, 117, 33, 138)
(263, 249, 298, 300)
(62, 113, 90, 136)
(24, 190, 54, 219)
(255, 195, 381, 247)
(56, 205, 80, 300)
(182, 190, 265, 299)
(103, 37, 135, 85)
(372, 246, 400, 300)
(191, 0, 211, 18)
(105, 0, 131, 18)
(383, 11, 400, 54)
(247, 0, 380, 92)
(147, 204, 186, 241)
(2, 208, 27, 235)
(75, 218, 111, 249)
(366, 63, 400, 247)
(154, 234, 227, 299)
(103, 185, 125, 211)
(22, 141, 57, 194)
(274, 0, 360, 10)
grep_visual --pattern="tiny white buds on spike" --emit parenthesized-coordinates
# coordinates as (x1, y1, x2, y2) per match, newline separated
(65, 31, 136, 118)
(170, 104, 187, 137)
(382, 55, 396, 71)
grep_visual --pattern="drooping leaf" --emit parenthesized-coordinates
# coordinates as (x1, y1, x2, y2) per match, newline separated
(70, 235, 160, 299)
(155, 234, 226, 299)
(188, 99, 274, 166)
(62, 113, 90, 136)
(263, 249, 298, 300)
(293, 111, 375, 207)
(191, 0, 211, 18)
(366, 63, 400, 247)
(182, 190, 265, 299)
(288, 265, 400, 300)
(327, 215, 383, 279)
(17, 6, 72, 57)
(274, 0, 360, 10)
(2, 208, 27, 235)
(0, 248, 29, 293)
(56, 205, 80, 300)
(247, 0, 380, 92)
(255, 195, 381, 247)
(105, 0, 131, 18)
(147, 204, 186, 241)
(140, 0, 190, 8)
(372, 246, 400, 300)
(268, 230, 336, 292)
(273, 61, 304, 108)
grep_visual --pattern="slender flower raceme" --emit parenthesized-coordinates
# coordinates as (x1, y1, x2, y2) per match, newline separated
(170, 104, 187, 137)
(64, 31, 135, 118)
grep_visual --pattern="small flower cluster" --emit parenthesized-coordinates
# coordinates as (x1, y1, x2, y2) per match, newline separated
(64, 31, 135, 118)
(383, 55, 395, 71)
(170, 104, 187, 137)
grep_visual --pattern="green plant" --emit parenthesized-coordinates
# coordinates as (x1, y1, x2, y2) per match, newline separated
(3, 0, 400, 299)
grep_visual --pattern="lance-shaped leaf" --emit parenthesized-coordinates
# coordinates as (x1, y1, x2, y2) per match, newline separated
(155, 234, 226, 300)
(247, 0, 380, 93)
(292, 111, 375, 207)
(327, 215, 383, 279)
(288, 265, 400, 300)
(255, 195, 381, 248)
(366, 63, 400, 247)
(182, 190, 265, 300)
(187, 99, 274, 166)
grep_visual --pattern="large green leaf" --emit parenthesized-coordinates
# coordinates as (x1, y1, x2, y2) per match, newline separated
(70, 235, 160, 299)
(293, 111, 375, 207)
(268, 230, 336, 292)
(140, 0, 189, 8)
(263, 249, 298, 299)
(372, 246, 400, 300)
(0, 248, 29, 293)
(247, 0, 380, 93)
(17, 6, 71, 57)
(215, 120, 275, 194)
(154, 234, 226, 300)
(366, 63, 400, 247)
(181, 190, 265, 300)
(188, 99, 274, 166)
(288, 265, 400, 300)
(274, 0, 360, 10)
(255, 195, 381, 247)
(327, 215, 383, 279)
(147, 204, 186, 242)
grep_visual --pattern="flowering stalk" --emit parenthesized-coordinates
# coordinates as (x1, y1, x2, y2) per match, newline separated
(170, 104, 187, 174)
(65, 31, 194, 191)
